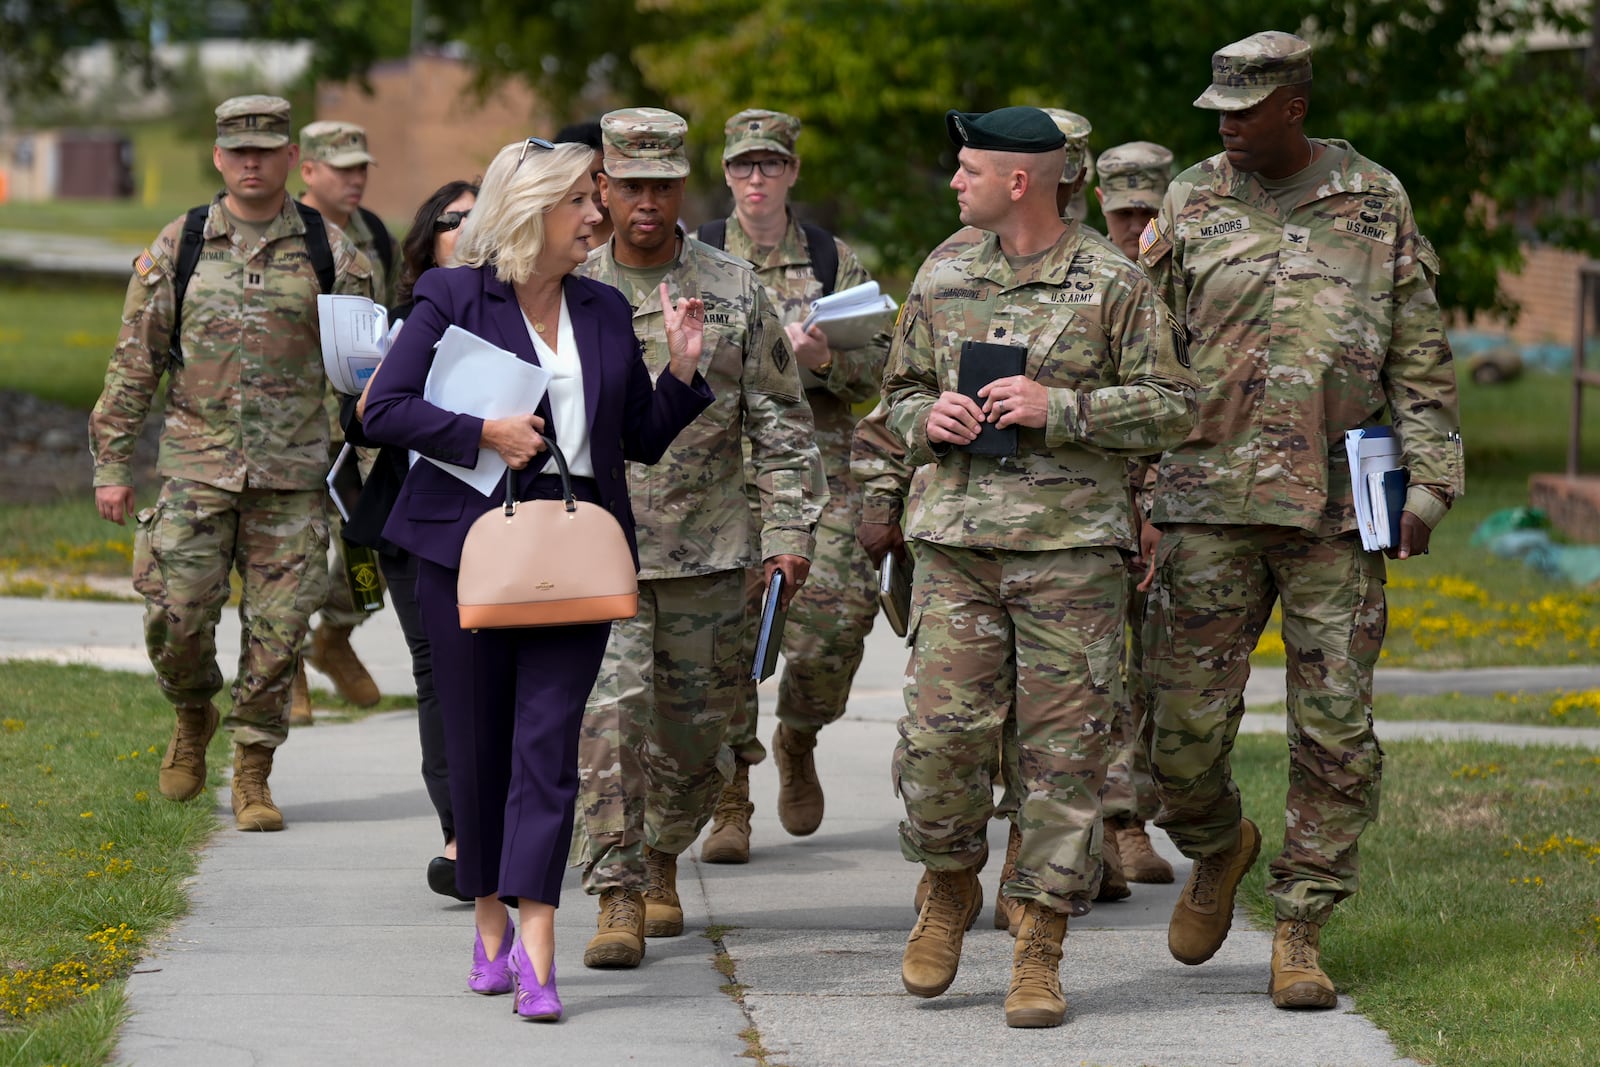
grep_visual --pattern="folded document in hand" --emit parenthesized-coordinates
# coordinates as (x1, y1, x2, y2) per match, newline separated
(1345, 426, 1407, 551)
(800, 281, 897, 349)
(421, 326, 553, 497)
(318, 294, 396, 394)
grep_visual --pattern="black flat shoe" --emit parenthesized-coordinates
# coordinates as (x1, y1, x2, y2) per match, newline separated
(427, 855, 472, 902)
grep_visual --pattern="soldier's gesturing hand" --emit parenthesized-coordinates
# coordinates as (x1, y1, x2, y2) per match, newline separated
(926, 391, 986, 445)
(661, 282, 705, 384)
(979, 376, 1048, 429)
(95, 485, 136, 526)
(480, 413, 547, 469)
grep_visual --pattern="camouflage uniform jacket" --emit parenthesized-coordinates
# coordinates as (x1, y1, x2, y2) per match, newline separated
(341, 206, 392, 307)
(1139, 139, 1463, 535)
(717, 213, 888, 524)
(885, 220, 1197, 553)
(850, 226, 985, 527)
(90, 193, 374, 492)
(576, 228, 825, 580)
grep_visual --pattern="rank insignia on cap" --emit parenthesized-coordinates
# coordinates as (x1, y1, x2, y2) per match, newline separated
(134, 248, 158, 278)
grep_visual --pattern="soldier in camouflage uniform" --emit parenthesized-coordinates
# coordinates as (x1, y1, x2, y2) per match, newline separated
(696, 109, 890, 863)
(292, 120, 394, 722)
(571, 108, 826, 970)
(1138, 31, 1464, 1009)
(887, 106, 1195, 1028)
(90, 95, 374, 833)
(1093, 140, 1180, 886)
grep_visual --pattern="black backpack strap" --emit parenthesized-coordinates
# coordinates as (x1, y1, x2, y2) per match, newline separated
(698, 218, 727, 251)
(799, 223, 839, 296)
(293, 201, 337, 295)
(167, 205, 211, 369)
(357, 205, 394, 278)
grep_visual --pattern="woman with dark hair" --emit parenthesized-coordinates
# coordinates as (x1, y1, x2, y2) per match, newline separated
(338, 179, 479, 900)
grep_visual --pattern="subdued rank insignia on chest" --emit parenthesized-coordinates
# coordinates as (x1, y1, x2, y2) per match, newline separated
(1167, 307, 1190, 369)
(1037, 287, 1102, 306)
(1283, 224, 1311, 249)
(1335, 216, 1396, 245)
(1193, 216, 1251, 239)
(245, 270, 265, 290)
(770, 335, 790, 373)
(785, 265, 814, 280)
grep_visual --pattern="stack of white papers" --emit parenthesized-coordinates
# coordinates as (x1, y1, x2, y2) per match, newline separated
(319, 294, 400, 394)
(421, 325, 552, 496)
(801, 281, 897, 349)
(1345, 427, 1408, 551)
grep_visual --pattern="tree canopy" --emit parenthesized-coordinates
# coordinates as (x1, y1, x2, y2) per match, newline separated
(7, 0, 1596, 317)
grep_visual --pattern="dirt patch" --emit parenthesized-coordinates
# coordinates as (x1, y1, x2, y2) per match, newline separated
(0, 389, 159, 504)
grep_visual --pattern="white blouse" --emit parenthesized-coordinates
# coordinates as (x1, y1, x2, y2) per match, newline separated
(522, 293, 594, 478)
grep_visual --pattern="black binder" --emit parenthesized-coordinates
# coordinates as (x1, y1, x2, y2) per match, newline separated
(956, 341, 1026, 456)
(878, 551, 913, 638)
(751, 570, 788, 682)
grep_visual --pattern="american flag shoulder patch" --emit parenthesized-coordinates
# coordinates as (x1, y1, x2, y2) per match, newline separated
(134, 248, 158, 278)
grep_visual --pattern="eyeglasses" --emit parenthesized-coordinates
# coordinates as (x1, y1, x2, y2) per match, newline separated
(515, 136, 557, 170)
(726, 158, 791, 179)
(434, 209, 471, 232)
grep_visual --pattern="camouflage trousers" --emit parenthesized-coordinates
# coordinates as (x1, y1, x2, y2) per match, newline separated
(132, 479, 329, 748)
(1143, 524, 1387, 923)
(1102, 577, 1160, 823)
(726, 518, 880, 763)
(572, 569, 743, 893)
(895, 541, 1126, 916)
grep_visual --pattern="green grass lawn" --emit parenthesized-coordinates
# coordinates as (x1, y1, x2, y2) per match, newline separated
(1245, 691, 1600, 728)
(1230, 732, 1600, 1067)
(0, 662, 219, 1064)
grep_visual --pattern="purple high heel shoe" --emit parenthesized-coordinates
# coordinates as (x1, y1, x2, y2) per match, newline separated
(509, 937, 562, 1022)
(468, 916, 514, 995)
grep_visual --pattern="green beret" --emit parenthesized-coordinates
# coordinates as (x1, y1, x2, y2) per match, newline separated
(945, 107, 1066, 154)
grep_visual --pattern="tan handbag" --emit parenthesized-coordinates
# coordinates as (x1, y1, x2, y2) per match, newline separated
(457, 436, 638, 629)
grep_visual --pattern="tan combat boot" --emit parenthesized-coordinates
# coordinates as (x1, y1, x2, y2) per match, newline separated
(231, 743, 284, 832)
(583, 888, 646, 968)
(901, 867, 983, 998)
(772, 723, 823, 836)
(1005, 901, 1069, 1028)
(1169, 817, 1261, 965)
(701, 763, 754, 864)
(287, 663, 313, 726)
(1269, 918, 1338, 1009)
(157, 702, 220, 802)
(306, 625, 380, 707)
(995, 821, 1023, 935)
(1095, 826, 1131, 902)
(643, 846, 684, 937)
(1115, 818, 1175, 883)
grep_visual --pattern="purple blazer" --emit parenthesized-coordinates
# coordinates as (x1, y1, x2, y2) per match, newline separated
(361, 265, 713, 570)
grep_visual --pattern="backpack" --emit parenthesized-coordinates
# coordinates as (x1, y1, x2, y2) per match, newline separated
(168, 200, 335, 368)
(698, 218, 839, 296)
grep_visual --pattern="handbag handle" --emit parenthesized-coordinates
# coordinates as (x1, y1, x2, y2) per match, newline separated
(502, 433, 577, 516)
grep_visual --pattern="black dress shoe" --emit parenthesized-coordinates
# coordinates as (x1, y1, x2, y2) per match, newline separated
(427, 855, 472, 902)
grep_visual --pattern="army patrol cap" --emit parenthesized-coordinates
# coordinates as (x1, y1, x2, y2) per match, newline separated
(724, 109, 801, 161)
(1041, 108, 1092, 185)
(1098, 141, 1174, 212)
(1194, 31, 1313, 111)
(602, 107, 690, 178)
(945, 107, 1066, 153)
(300, 121, 375, 167)
(215, 95, 292, 149)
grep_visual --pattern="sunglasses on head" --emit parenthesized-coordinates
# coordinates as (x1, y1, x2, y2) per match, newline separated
(515, 136, 557, 169)
(433, 209, 471, 232)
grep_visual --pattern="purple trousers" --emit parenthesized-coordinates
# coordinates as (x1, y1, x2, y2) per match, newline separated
(416, 557, 610, 906)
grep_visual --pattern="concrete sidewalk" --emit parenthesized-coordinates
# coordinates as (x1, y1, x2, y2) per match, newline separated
(5, 596, 1597, 1065)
